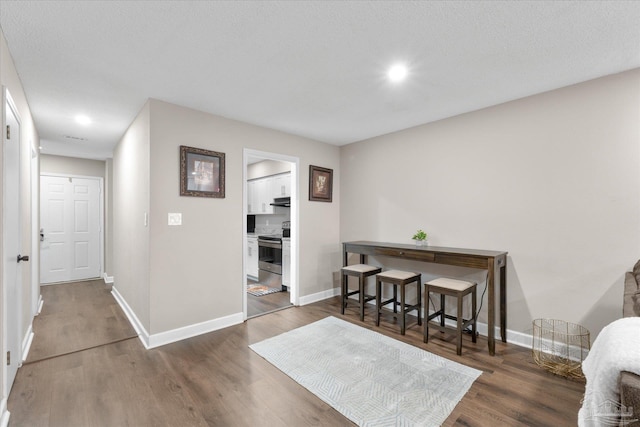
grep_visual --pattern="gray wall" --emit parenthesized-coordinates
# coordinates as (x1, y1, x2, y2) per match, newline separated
(105, 159, 113, 277)
(40, 154, 105, 178)
(340, 68, 640, 339)
(114, 99, 340, 335)
(113, 102, 151, 331)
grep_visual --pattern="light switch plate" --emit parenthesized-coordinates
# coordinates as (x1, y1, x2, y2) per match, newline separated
(168, 213, 182, 226)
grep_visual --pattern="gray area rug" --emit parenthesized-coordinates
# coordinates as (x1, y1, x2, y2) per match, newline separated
(250, 316, 482, 426)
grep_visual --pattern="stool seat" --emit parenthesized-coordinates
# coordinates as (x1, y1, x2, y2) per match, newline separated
(343, 264, 382, 274)
(427, 277, 476, 292)
(375, 270, 421, 335)
(424, 277, 477, 355)
(377, 269, 420, 281)
(341, 264, 382, 321)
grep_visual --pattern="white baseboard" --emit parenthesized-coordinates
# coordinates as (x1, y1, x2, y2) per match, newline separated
(111, 285, 244, 350)
(36, 295, 43, 315)
(310, 288, 535, 350)
(147, 312, 244, 349)
(102, 273, 114, 284)
(111, 285, 150, 348)
(444, 317, 532, 350)
(21, 324, 34, 364)
(299, 287, 341, 306)
(0, 398, 10, 427)
(111, 281, 535, 352)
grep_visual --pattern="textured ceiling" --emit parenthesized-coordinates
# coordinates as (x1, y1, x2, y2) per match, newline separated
(1, 1, 639, 160)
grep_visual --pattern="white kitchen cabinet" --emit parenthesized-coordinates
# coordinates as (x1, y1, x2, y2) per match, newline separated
(272, 173, 291, 198)
(247, 236, 259, 280)
(253, 176, 273, 214)
(247, 172, 291, 214)
(254, 178, 265, 213)
(248, 175, 279, 214)
(247, 180, 257, 214)
(282, 238, 291, 289)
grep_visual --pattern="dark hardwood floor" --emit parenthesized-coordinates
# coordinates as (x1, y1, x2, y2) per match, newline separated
(247, 289, 292, 318)
(247, 278, 292, 318)
(25, 280, 138, 363)
(8, 285, 585, 426)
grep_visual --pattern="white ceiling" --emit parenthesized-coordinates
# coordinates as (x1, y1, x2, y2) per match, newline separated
(1, 1, 639, 160)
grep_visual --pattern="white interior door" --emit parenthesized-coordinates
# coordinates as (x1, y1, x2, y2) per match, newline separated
(3, 89, 22, 393)
(40, 175, 102, 284)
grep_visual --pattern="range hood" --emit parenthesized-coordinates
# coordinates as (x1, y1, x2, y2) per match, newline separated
(270, 197, 290, 207)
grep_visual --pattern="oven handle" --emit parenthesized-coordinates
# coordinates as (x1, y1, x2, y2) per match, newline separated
(258, 239, 282, 249)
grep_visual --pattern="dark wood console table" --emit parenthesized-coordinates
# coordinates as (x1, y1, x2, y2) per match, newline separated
(343, 241, 507, 356)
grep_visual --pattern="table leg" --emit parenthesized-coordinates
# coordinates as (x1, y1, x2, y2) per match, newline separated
(487, 261, 496, 356)
(500, 263, 507, 342)
(343, 245, 347, 267)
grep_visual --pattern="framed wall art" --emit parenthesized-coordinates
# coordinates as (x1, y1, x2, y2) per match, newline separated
(179, 145, 225, 198)
(309, 165, 333, 202)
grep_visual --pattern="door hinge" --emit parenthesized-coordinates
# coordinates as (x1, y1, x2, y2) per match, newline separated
(6, 351, 10, 365)
(6, 125, 10, 140)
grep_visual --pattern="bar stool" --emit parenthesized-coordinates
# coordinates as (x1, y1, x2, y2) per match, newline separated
(375, 270, 421, 335)
(341, 264, 382, 321)
(424, 277, 477, 355)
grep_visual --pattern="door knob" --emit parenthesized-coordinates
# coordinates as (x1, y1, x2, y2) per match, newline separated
(17, 254, 29, 263)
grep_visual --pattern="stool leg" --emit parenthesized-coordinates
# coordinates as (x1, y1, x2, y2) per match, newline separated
(393, 285, 398, 313)
(359, 275, 365, 321)
(440, 294, 446, 328)
(472, 286, 477, 343)
(376, 279, 381, 327)
(400, 284, 406, 335)
(423, 285, 429, 344)
(341, 273, 347, 314)
(456, 292, 463, 356)
(416, 276, 422, 326)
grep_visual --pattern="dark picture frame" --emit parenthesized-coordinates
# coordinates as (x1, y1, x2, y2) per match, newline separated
(309, 165, 333, 202)
(179, 145, 225, 198)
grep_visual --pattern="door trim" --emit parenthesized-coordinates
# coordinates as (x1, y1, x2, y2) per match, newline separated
(30, 144, 40, 316)
(39, 173, 104, 284)
(2, 86, 22, 403)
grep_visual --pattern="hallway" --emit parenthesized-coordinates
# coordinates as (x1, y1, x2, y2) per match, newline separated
(25, 280, 137, 364)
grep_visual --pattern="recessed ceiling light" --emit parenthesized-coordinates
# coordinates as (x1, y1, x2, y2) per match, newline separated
(75, 114, 91, 125)
(388, 64, 408, 82)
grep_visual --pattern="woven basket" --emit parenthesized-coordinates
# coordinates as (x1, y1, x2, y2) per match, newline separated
(532, 319, 590, 380)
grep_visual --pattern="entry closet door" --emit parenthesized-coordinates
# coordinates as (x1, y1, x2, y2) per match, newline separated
(40, 175, 102, 284)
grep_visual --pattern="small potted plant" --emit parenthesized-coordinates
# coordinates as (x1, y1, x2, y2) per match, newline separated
(412, 229, 428, 246)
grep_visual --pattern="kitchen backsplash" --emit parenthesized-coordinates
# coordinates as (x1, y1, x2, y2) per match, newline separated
(253, 213, 289, 234)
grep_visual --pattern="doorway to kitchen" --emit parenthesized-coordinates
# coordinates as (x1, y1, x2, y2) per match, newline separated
(243, 149, 298, 319)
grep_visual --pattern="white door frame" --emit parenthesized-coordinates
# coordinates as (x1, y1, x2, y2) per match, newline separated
(31, 144, 41, 315)
(2, 86, 23, 401)
(242, 149, 299, 320)
(39, 173, 104, 284)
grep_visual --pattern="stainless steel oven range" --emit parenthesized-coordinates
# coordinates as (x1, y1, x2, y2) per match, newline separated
(258, 234, 284, 289)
